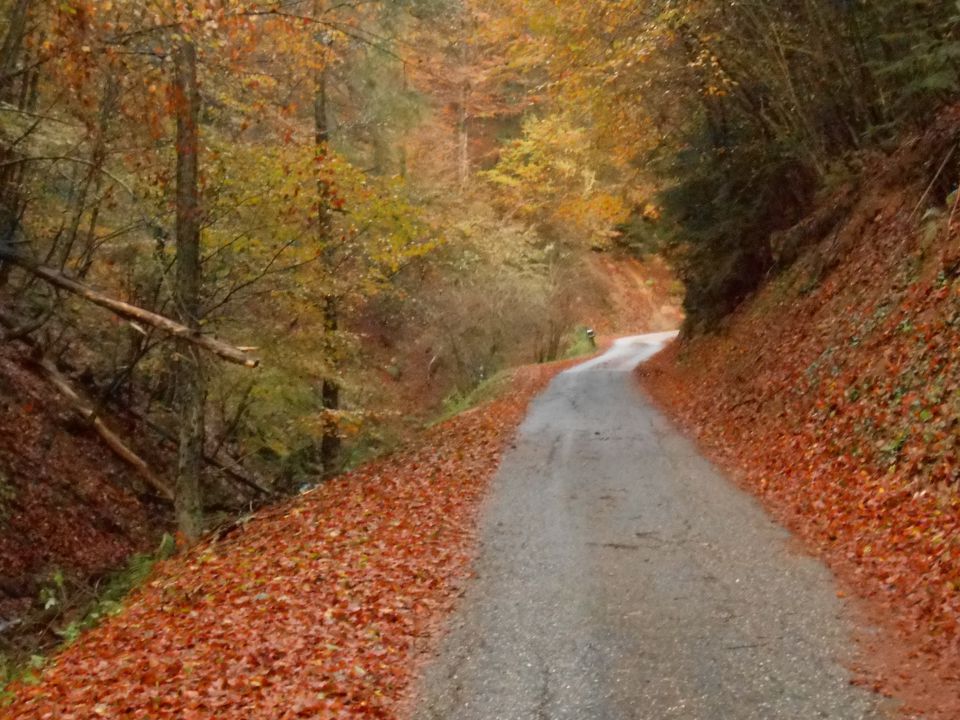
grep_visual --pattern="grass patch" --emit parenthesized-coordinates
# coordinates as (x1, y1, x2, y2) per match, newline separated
(55, 534, 175, 646)
(562, 326, 598, 360)
(431, 371, 514, 427)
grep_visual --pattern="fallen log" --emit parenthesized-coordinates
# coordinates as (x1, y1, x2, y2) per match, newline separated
(134, 411, 274, 498)
(0, 311, 174, 500)
(0, 249, 259, 368)
(204, 449, 274, 499)
(36, 357, 175, 501)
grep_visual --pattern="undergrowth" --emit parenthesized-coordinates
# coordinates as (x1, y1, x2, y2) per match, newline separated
(0, 533, 175, 703)
(433, 371, 513, 426)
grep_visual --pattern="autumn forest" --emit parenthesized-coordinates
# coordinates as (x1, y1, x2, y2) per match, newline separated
(3, 0, 960, 717)
(0, 0, 688, 527)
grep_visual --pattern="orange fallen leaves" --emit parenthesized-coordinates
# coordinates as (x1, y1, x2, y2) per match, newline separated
(3, 363, 575, 720)
(0, 349, 158, 586)
(639, 207, 960, 716)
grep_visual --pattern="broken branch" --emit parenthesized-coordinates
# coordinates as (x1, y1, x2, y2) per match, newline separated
(135, 411, 274, 498)
(36, 357, 175, 501)
(0, 249, 259, 368)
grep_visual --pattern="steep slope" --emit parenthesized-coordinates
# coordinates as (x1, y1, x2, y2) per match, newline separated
(2, 360, 578, 719)
(0, 345, 165, 652)
(640, 108, 960, 717)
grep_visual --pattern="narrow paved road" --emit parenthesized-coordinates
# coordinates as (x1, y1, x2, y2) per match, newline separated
(412, 334, 900, 720)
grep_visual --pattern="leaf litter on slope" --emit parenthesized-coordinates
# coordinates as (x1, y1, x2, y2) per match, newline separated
(2, 362, 578, 720)
(638, 123, 960, 719)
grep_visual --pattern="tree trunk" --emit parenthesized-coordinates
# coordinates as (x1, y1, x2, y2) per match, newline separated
(457, 84, 469, 192)
(312, 17, 341, 477)
(456, 15, 470, 194)
(0, 0, 31, 287)
(320, 295, 340, 476)
(0, 0, 30, 102)
(173, 36, 205, 544)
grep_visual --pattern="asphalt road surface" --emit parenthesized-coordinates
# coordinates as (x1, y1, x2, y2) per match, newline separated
(412, 333, 900, 720)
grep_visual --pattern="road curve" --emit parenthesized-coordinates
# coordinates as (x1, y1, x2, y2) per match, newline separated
(411, 333, 900, 720)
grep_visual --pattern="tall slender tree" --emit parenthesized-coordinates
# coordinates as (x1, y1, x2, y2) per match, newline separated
(313, 2, 341, 477)
(173, 27, 204, 543)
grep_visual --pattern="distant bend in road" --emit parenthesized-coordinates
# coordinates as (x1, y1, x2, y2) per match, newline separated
(412, 333, 898, 720)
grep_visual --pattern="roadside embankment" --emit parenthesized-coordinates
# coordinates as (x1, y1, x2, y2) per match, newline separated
(639, 110, 960, 719)
(3, 360, 578, 719)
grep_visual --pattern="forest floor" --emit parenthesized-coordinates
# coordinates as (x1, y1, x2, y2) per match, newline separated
(638, 110, 960, 719)
(0, 357, 584, 719)
(0, 345, 165, 662)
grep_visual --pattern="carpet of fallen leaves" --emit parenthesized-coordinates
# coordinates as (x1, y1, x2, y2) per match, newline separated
(2, 361, 575, 720)
(640, 113, 960, 718)
(0, 347, 159, 616)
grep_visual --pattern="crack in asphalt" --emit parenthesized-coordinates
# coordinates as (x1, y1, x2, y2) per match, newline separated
(533, 649, 553, 720)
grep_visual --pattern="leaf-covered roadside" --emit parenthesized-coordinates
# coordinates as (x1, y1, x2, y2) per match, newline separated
(2, 362, 574, 720)
(638, 117, 960, 719)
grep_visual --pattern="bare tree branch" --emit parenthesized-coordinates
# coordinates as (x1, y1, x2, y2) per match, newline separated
(0, 249, 260, 368)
